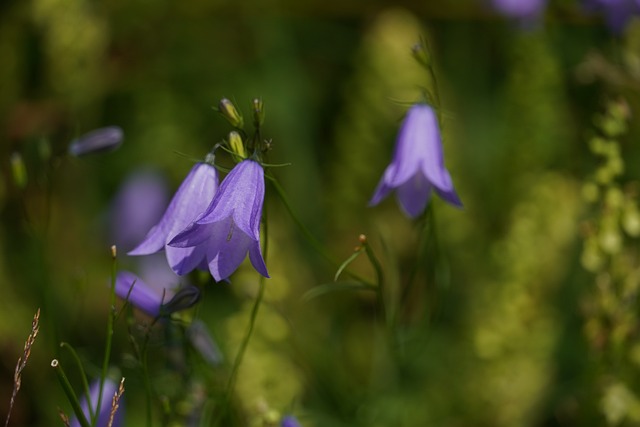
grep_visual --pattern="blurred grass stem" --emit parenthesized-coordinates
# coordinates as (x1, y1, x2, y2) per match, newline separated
(51, 359, 91, 427)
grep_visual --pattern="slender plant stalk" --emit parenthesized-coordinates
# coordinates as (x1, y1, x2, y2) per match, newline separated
(60, 342, 94, 422)
(362, 237, 386, 325)
(269, 177, 374, 286)
(95, 246, 118, 427)
(216, 199, 270, 425)
(51, 359, 91, 427)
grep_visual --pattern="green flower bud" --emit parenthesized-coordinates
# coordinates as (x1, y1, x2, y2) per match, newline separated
(252, 98, 265, 128)
(217, 98, 244, 128)
(228, 131, 246, 158)
(411, 42, 430, 67)
(10, 152, 27, 190)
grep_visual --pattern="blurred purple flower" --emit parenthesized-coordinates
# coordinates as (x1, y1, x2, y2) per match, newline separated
(70, 379, 123, 427)
(187, 320, 224, 365)
(68, 126, 123, 157)
(110, 170, 169, 252)
(370, 104, 462, 218)
(281, 415, 302, 427)
(115, 270, 200, 317)
(128, 162, 218, 275)
(585, 0, 640, 32)
(490, 0, 547, 21)
(169, 159, 269, 282)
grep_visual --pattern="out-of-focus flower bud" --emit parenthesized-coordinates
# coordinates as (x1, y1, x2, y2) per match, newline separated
(218, 98, 244, 128)
(160, 285, 201, 315)
(68, 126, 123, 157)
(411, 42, 430, 67)
(10, 152, 27, 190)
(252, 98, 265, 128)
(228, 131, 246, 159)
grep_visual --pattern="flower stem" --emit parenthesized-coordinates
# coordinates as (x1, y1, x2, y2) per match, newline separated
(217, 198, 269, 425)
(60, 342, 94, 422)
(268, 176, 373, 286)
(95, 246, 117, 427)
(51, 359, 91, 427)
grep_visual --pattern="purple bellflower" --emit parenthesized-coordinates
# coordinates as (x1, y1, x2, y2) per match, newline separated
(370, 103, 462, 218)
(110, 170, 169, 252)
(169, 159, 269, 282)
(584, 0, 640, 32)
(490, 0, 547, 21)
(70, 379, 123, 427)
(115, 270, 200, 317)
(128, 162, 218, 275)
(281, 415, 302, 427)
(68, 126, 123, 157)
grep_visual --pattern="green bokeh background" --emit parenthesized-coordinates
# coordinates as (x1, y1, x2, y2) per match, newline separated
(2, 0, 640, 426)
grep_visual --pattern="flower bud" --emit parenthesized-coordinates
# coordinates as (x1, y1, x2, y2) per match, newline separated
(252, 98, 265, 128)
(160, 285, 201, 315)
(10, 152, 27, 190)
(411, 42, 430, 67)
(68, 126, 123, 157)
(228, 131, 246, 159)
(217, 98, 244, 128)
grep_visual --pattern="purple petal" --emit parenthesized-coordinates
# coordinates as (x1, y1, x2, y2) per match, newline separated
(166, 244, 208, 276)
(248, 241, 269, 278)
(281, 416, 302, 427)
(70, 379, 123, 427)
(68, 126, 123, 157)
(396, 172, 432, 218)
(369, 165, 395, 206)
(128, 163, 218, 266)
(115, 271, 164, 317)
(110, 170, 169, 252)
(197, 160, 264, 239)
(207, 226, 255, 281)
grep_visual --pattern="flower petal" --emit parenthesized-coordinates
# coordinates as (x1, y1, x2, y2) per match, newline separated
(396, 172, 432, 218)
(115, 271, 163, 318)
(207, 227, 254, 282)
(128, 163, 218, 258)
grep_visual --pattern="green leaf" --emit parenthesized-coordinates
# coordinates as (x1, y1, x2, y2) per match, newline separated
(302, 281, 377, 302)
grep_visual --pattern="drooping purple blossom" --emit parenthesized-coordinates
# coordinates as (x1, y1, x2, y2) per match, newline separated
(584, 0, 640, 32)
(110, 170, 169, 252)
(169, 159, 269, 282)
(115, 270, 200, 317)
(490, 0, 547, 21)
(370, 104, 462, 218)
(281, 415, 302, 427)
(70, 379, 123, 427)
(68, 126, 123, 157)
(128, 162, 218, 275)
(187, 320, 224, 366)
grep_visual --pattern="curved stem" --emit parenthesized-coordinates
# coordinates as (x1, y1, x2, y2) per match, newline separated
(268, 176, 374, 286)
(95, 247, 117, 427)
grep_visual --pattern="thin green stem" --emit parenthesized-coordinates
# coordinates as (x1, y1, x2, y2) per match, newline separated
(95, 247, 117, 427)
(362, 239, 386, 324)
(268, 176, 374, 286)
(51, 359, 91, 427)
(216, 198, 269, 426)
(60, 342, 94, 422)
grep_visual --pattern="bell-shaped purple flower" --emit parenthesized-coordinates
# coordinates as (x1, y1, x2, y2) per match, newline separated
(584, 0, 640, 33)
(115, 271, 200, 317)
(370, 104, 462, 218)
(110, 170, 169, 252)
(169, 159, 269, 282)
(68, 126, 123, 157)
(491, 0, 547, 21)
(128, 162, 218, 275)
(70, 379, 123, 427)
(281, 416, 302, 427)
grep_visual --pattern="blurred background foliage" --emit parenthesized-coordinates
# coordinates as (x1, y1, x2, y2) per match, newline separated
(3, 0, 640, 426)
